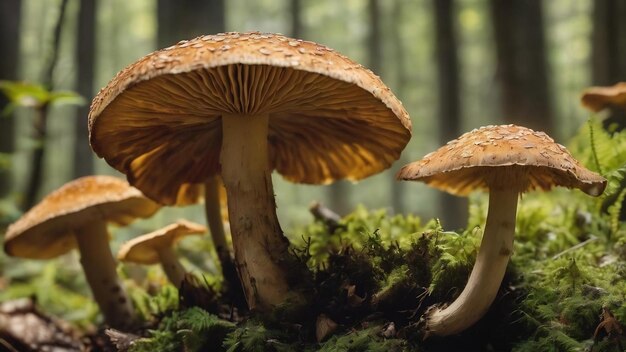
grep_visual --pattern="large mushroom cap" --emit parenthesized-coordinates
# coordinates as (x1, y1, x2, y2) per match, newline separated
(117, 220, 207, 265)
(581, 82, 626, 112)
(4, 175, 161, 259)
(89, 31, 412, 205)
(397, 124, 606, 196)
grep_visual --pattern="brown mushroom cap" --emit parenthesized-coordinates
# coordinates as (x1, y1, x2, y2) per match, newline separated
(88, 31, 412, 205)
(397, 124, 606, 196)
(117, 220, 207, 264)
(581, 82, 626, 112)
(4, 175, 161, 259)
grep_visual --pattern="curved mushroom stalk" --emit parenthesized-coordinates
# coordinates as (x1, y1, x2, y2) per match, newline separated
(156, 246, 187, 287)
(75, 221, 134, 329)
(204, 177, 243, 302)
(424, 189, 518, 337)
(220, 113, 291, 311)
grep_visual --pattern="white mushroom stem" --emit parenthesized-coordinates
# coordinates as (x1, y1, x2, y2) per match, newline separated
(425, 188, 518, 337)
(220, 113, 291, 311)
(156, 246, 187, 287)
(74, 221, 134, 329)
(205, 176, 227, 255)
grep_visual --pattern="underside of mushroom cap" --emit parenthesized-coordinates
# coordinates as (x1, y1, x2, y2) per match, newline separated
(89, 32, 412, 205)
(397, 124, 607, 197)
(117, 219, 207, 264)
(4, 176, 161, 259)
(581, 82, 626, 112)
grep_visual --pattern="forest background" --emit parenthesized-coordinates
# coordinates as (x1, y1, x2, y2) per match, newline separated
(0, 0, 625, 236)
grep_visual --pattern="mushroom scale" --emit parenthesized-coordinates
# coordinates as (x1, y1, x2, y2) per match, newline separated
(398, 124, 606, 337)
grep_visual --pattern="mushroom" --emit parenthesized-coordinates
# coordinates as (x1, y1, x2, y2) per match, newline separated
(581, 82, 626, 112)
(117, 219, 207, 287)
(3, 175, 161, 329)
(397, 124, 606, 337)
(88, 32, 411, 310)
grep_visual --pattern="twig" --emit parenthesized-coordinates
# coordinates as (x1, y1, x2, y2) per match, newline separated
(551, 235, 597, 260)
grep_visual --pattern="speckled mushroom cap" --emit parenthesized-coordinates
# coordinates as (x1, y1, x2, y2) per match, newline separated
(4, 175, 161, 259)
(88, 31, 412, 205)
(117, 220, 207, 265)
(581, 82, 626, 112)
(397, 125, 606, 196)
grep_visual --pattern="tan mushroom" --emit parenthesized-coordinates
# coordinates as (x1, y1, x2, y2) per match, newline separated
(3, 175, 161, 329)
(88, 32, 411, 310)
(397, 124, 606, 337)
(117, 220, 207, 287)
(581, 82, 626, 112)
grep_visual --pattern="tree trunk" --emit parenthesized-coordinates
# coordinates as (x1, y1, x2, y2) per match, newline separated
(24, 0, 69, 210)
(290, 0, 302, 39)
(0, 0, 21, 197)
(390, 0, 406, 214)
(489, 0, 553, 135)
(73, 0, 96, 178)
(433, 0, 467, 230)
(158, 0, 225, 48)
(591, 0, 626, 128)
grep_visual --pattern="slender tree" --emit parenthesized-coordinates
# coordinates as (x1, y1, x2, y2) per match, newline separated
(158, 0, 225, 48)
(24, 0, 70, 210)
(0, 0, 21, 198)
(591, 0, 626, 128)
(390, 0, 406, 214)
(290, 0, 302, 39)
(73, 0, 96, 177)
(489, 0, 553, 135)
(433, 0, 467, 229)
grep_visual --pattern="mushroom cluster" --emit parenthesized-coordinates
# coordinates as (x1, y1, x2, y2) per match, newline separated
(88, 31, 412, 310)
(398, 124, 606, 337)
(3, 176, 161, 329)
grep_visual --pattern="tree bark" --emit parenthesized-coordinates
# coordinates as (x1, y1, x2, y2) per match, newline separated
(433, 0, 467, 230)
(73, 0, 96, 178)
(0, 0, 21, 197)
(591, 0, 626, 129)
(390, 0, 406, 214)
(157, 0, 225, 48)
(489, 0, 553, 135)
(290, 0, 302, 39)
(24, 0, 69, 210)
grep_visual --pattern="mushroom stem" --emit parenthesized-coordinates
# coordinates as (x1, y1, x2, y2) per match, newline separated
(156, 246, 187, 287)
(204, 176, 242, 300)
(220, 113, 291, 311)
(425, 188, 518, 337)
(74, 221, 134, 329)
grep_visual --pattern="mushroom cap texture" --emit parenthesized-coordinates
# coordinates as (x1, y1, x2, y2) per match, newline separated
(581, 82, 626, 112)
(4, 175, 161, 259)
(117, 219, 207, 264)
(397, 124, 606, 196)
(89, 31, 412, 205)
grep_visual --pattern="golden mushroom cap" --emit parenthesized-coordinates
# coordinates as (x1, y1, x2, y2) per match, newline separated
(117, 219, 207, 265)
(4, 175, 161, 259)
(397, 124, 606, 197)
(89, 32, 412, 205)
(581, 82, 626, 112)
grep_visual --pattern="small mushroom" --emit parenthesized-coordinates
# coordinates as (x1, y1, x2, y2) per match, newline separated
(89, 32, 411, 310)
(117, 220, 207, 287)
(581, 82, 626, 112)
(3, 176, 161, 329)
(397, 124, 606, 337)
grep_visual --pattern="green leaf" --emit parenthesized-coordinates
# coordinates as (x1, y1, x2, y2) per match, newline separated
(48, 90, 86, 106)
